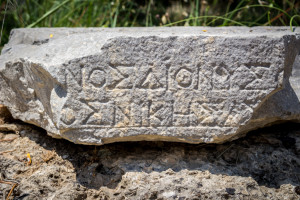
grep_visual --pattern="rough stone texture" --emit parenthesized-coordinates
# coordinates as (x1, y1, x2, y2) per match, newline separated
(1, 122, 300, 199)
(0, 27, 300, 145)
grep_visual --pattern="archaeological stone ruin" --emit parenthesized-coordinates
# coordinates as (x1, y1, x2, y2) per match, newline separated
(0, 27, 299, 145)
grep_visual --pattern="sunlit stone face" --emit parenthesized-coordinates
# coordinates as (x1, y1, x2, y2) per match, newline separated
(0, 27, 299, 145)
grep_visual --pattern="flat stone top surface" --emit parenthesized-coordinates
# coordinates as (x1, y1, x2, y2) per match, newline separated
(0, 27, 299, 145)
(1, 27, 299, 67)
(6, 27, 300, 41)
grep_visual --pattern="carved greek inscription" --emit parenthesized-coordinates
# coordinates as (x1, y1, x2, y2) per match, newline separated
(60, 108, 76, 125)
(212, 64, 230, 90)
(114, 101, 149, 127)
(176, 68, 193, 87)
(173, 92, 193, 126)
(107, 66, 134, 89)
(198, 70, 212, 91)
(81, 67, 107, 89)
(136, 66, 166, 89)
(89, 69, 106, 88)
(231, 65, 256, 90)
(169, 66, 198, 90)
(115, 103, 131, 127)
(60, 60, 266, 128)
(68, 68, 82, 87)
(173, 113, 191, 126)
(86, 101, 114, 126)
(149, 101, 173, 127)
(224, 103, 253, 126)
(190, 101, 216, 126)
(130, 101, 150, 127)
(140, 101, 150, 127)
(244, 63, 272, 90)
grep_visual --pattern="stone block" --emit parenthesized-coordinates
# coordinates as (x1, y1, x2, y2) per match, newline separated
(0, 27, 299, 144)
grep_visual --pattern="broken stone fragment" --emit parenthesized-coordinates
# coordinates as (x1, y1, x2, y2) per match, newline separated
(0, 27, 299, 145)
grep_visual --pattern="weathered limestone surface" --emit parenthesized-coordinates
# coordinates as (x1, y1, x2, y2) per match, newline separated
(0, 27, 299, 145)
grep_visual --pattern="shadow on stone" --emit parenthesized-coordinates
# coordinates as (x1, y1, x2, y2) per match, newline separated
(0, 105, 14, 124)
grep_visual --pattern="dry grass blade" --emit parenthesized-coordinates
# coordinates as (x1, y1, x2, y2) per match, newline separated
(0, 138, 17, 142)
(216, 144, 235, 159)
(0, 149, 15, 155)
(0, 180, 19, 200)
(0, 123, 32, 133)
(0, 0, 9, 46)
(6, 183, 18, 200)
(27, 0, 72, 28)
(263, 1, 299, 26)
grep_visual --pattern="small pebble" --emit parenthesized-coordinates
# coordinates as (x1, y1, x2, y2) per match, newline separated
(226, 188, 236, 195)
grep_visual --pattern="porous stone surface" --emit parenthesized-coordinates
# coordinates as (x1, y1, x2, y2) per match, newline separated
(1, 122, 300, 199)
(0, 27, 300, 145)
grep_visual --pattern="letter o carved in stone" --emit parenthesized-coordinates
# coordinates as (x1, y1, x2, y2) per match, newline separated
(176, 68, 193, 88)
(60, 108, 76, 125)
(89, 69, 106, 88)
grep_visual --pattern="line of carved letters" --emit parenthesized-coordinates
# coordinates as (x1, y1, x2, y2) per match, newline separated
(68, 63, 270, 91)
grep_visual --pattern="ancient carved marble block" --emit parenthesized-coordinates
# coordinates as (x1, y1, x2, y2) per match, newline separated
(0, 27, 299, 145)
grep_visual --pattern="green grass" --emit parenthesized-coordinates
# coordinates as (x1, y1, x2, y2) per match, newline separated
(0, 0, 299, 48)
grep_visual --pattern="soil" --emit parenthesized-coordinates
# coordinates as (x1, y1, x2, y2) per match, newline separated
(0, 106, 300, 200)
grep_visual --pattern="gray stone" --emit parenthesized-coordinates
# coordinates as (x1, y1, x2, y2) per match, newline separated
(0, 27, 299, 145)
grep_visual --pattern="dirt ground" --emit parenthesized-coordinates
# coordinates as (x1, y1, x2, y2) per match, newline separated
(0, 106, 300, 200)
